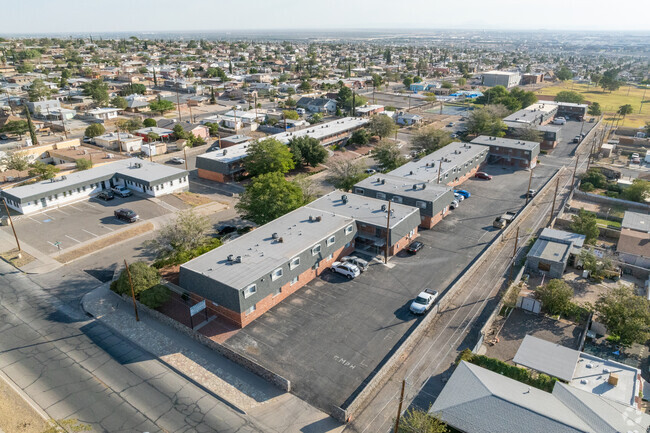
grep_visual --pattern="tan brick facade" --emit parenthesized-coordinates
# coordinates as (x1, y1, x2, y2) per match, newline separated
(198, 168, 231, 183)
(446, 165, 480, 187)
(420, 208, 447, 229)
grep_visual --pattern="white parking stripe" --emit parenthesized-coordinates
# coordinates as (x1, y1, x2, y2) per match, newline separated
(82, 229, 98, 237)
(83, 202, 98, 209)
(56, 208, 70, 215)
(42, 213, 55, 220)
(69, 205, 85, 212)
(65, 234, 81, 243)
(99, 225, 114, 232)
(28, 217, 42, 224)
(47, 241, 56, 246)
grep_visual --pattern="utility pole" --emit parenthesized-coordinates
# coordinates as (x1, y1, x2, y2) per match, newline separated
(124, 259, 140, 322)
(254, 94, 258, 120)
(234, 107, 239, 133)
(183, 146, 188, 170)
(525, 169, 533, 205)
(509, 226, 519, 284)
(549, 178, 559, 227)
(2, 198, 21, 257)
(393, 379, 406, 433)
(571, 156, 579, 195)
(352, 90, 356, 117)
(175, 82, 182, 122)
(188, 103, 194, 124)
(384, 200, 392, 264)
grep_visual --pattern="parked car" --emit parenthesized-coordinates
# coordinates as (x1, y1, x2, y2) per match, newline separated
(446, 122, 455, 127)
(406, 241, 424, 254)
(631, 153, 640, 159)
(552, 117, 566, 125)
(170, 157, 185, 164)
(451, 133, 458, 138)
(0, 133, 10, 140)
(475, 172, 492, 180)
(96, 190, 114, 201)
(331, 261, 361, 279)
(454, 189, 471, 198)
(525, 189, 537, 198)
(82, 136, 94, 144)
(364, 168, 377, 174)
(111, 186, 133, 197)
(572, 136, 581, 143)
(234, 105, 242, 110)
(114, 208, 138, 223)
(296, 108, 306, 115)
(341, 256, 369, 272)
(453, 193, 464, 202)
(409, 289, 439, 314)
(493, 211, 517, 229)
(449, 199, 460, 210)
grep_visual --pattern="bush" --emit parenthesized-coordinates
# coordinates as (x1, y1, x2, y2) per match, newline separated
(606, 183, 622, 193)
(112, 262, 160, 297)
(605, 191, 619, 198)
(581, 182, 594, 192)
(153, 237, 223, 268)
(143, 118, 157, 127)
(139, 284, 171, 308)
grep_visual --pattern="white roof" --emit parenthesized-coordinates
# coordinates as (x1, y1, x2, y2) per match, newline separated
(571, 353, 640, 407)
(513, 335, 580, 381)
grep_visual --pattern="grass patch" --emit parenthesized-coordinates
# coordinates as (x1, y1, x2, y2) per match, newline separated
(172, 191, 213, 207)
(595, 218, 621, 228)
(536, 82, 650, 127)
(0, 249, 36, 268)
(55, 222, 154, 263)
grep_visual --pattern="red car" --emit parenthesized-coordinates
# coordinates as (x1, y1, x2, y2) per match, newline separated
(475, 172, 492, 180)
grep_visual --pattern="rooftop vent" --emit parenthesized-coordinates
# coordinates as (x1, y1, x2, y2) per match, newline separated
(223, 149, 228, 155)
(381, 204, 387, 212)
(412, 184, 417, 190)
(381, 179, 385, 185)
(409, 171, 414, 175)
(315, 215, 322, 222)
(342, 194, 348, 204)
(227, 254, 234, 261)
(235, 255, 242, 263)
(422, 184, 426, 190)
(272, 232, 279, 240)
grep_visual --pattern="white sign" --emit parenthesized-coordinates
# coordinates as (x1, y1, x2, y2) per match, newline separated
(189, 300, 206, 316)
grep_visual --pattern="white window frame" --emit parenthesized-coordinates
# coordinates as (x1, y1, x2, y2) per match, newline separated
(326, 235, 336, 246)
(271, 268, 283, 281)
(243, 284, 257, 299)
(312, 244, 321, 255)
(245, 305, 256, 315)
(416, 200, 427, 209)
(392, 196, 402, 204)
(290, 276, 298, 286)
(355, 187, 365, 194)
(376, 192, 386, 200)
(345, 225, 353, 235)
(290, 257, 300, 270)
(327, 253, 333, 260)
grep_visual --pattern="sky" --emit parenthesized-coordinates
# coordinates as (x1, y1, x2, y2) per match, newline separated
(2, 0, 650, 34)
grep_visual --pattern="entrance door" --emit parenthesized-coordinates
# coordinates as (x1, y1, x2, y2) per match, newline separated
(40, 198, 46, 208)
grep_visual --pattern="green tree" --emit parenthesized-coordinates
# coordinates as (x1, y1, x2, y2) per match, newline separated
(348, 128, 370, 146)
(595, 285, 650, 346)
(0, 151, 29, 171)
(147, 132, 160, 142)
(289, 136, 328, 167)
(588, 102, 602, 116)
(236, 172, 305, 225)
(282, 110, 300, 120)
(411, 127, 452, 154)
(535, 279, 574, 316)
(570, 208, 600, 244)
(466, 105, 508, 137)
(372, 140, 407, 171)
(143, 118, 157, 127)
(515, 125, 543, 142)
(28, 161, 60, 180)
(299, 80, 311, 92)
(397, 407, 449, 433)
(1, 120, 29, 139)
(28, 78, 52, 101)
(244, 138, 295, 176)
(581, 168, 607, 189)
(457, 77, 467, 87)
(204, 122, 219, 136)
(24, 108, 38, 146)
(110, 96, 127, 109)
(112, 262, 161, 297)
(600, 70, 622, 93)
(119, 83, 147, 96)
(621, 179, 650, 202)
(645, 121, 650, 137)
(149, 98, 175, 116)
(371, 73, 383, 89)
(75, 158, 92, 171)
(327, 160, 369, 191)
(368, 114, 397, 138)
(172, 123, 187, 139)
(139, 284, 171, 309)
(82, 79, 109, 105)
(403, 76, 414, 88)
(554, 90, 585, 104)
(145, 210, 211, 260)
(308, 113, 323, 124)
(117, 118, 143, 133)
(555, 66, 573, 81)
(617, 104, 633, 118)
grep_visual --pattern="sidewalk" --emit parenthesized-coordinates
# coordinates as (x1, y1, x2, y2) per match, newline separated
(81, 284, 344, 433)
(0, 228, 62, 274)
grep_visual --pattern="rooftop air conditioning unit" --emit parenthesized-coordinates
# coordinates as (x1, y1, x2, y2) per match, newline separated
(412, 184, 417, 190)
(342, 194, 348, 203)
(381, 204, 387, 211)
(227, 254, 234, 261)
(315, 216, 322, 222)
(235, 255, 242, 263)
(272, 232, 279, 239)
(223, 149, 227, 155)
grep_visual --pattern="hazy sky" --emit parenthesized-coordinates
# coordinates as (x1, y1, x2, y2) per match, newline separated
(3, 0, 649, 34)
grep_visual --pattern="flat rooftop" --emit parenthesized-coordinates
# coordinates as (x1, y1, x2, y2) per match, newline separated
(513, 335, 580, 382)
(483, 70, 520, 76)
(503, 103, 557, 125)
(389, 141, 488, 182)
(354, 173, 451, 202)
(181, 206, 354, 290)
(471, 136, 540, 151)
(307, 191, 418, 229)
(197, 143, 251, 164)
(570, 353, 640, 407)
(272, 117, 368, 144)
(622, 211, 650, 233)
(528, 238, 570, 263)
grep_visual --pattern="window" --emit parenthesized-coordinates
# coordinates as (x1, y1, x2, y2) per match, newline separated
(355, 188, 365, 194)
(290, 257, 300, 269)
(244, 305, 256, 315)
(271, 268, 283, 281)
(243, 284, 257, 298)
(345, 225, 353, 235)
(290, 276, 298, 286)
(538, 262, 551, 272)
(274, 287, 283, 296)
(376, 192, 386, 200)
(63, 192, 67, 197)
(327, 253, 333, 260)
(416, 200, 427, 209)
(391, 196, 402, 204)
(312, 244, 321, 255)
(326, 235, 335, 246)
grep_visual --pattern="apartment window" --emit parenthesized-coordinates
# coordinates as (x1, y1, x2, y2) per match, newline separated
(376, 192, 386, 200)
(63, 192, 67, 197)
(48, 196, 52, 201)
(274, 287, 282, 296)
(345, 225, 353, 235)
(244, 305, 256, 315)
(312, 244, 321, 255)
(271, 268, 283, 281)
(538, 262, 551, 272)
(243, 284, 257, 299)
(416, 200, 427, 209)
(391, 196, 402, 204)
(326, 235, 336, 246)
(355, 188, 365, 194)
(290, 276, 298, 286)
(327, 253, 333, 260)
(290, 257, 300, 269)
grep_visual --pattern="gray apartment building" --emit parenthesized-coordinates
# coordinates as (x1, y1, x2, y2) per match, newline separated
(471, 136, 540, 169)
(481, 70, 521, 88)
(526, 228, 585, 278)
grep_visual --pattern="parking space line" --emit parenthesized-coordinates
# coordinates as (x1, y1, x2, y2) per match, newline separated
(68, 205, 85, 212)
(42, 213, 55, 220)
(65, 234, 81, 243)
(27, 217, 42, 224)
(46, 241, 56, 246)
(83, 202, 99, 209)
(99, 225, 114, 232)
(82, 229, 98, 237)
(55, 208, 70, 215)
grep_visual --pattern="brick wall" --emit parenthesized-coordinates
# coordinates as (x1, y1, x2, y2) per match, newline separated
(447, 165, 480, 187)
(198, 168, 231, 183)
(389, 228, 419, 255)
(420, 208, 447, 229)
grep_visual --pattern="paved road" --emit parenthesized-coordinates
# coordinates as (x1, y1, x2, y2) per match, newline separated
(0, 260, 267, 432)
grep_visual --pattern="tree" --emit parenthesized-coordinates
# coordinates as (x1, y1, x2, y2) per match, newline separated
(282, 110, 300, 120)
(617, 104, 633, 119)
(368, 115, 397, 138)
(119, 83, 146, 96)
(110, 96, 127, 110)
(117, 118, 143, 133)
(371, 73, 383, 89)
(292, 173, 318, 203)
(348, 128, 370, 146)
(373, 140, 407, 171)
(645, 121, 650, 137)
(457, 77, 467, 87)
(289, 136, 328, 167)
(209, 86, 216, 104)
(236, 172, 305, 225)
(581, 168, 607, 189)
(28, 78, 52, 101)
(299, 80, 311, 92)
(308, 113, 323, 124)
(621, 179, 650, 203)
(466, 105, 508, 137)
(149, 98, 175, 116)
(28, 161, 60, 180)
(147, 132, 160, 142)
(403, 76, 414, 88)
(570, 208, 599, 244)
(515, 125, 543, 142)
(139, 284, 171, 309)
(0, 151, 29, 171)
(143, 118, 157, 127)
(554, 91, 585, 104)
(411, 127, 452, 154)
(112, 262, 161, 297)
(172, 123, 187, 139)
(75, 158, 92, 171)
(595, 285, 650, 346)
(555, 66, 573, 81)
(82, 79, 109, 105)
(24, 108, 37, 146)
(1, 120, 29, 139)
(145, 210, 211, 260)
(600, 70, 622, 93)
(244, 138, 295, 176)
(588, 102, 602, 116)
(535, 279, 573, 316)
(204, 122, 219, 136)
(327, 160, 369, 191)
(397, 407, 449, 433)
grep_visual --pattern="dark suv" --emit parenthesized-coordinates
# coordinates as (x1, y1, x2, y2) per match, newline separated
(406, 241, 424, 254)
(114, 208, 138, 223)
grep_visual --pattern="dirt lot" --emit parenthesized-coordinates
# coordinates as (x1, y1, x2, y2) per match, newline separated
(0, 377, 49, 433)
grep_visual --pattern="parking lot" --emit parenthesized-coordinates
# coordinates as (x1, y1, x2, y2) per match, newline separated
(550, 119, 597, 160)
(3, 194, 171, 255)
(223, 163, 557, 412)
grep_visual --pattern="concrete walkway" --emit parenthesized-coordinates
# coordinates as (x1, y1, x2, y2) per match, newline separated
(81, 284, 344, 433)
(0, 228, 62, 274)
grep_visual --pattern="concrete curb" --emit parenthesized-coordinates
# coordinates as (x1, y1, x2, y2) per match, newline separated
(0, 368, 51, 423)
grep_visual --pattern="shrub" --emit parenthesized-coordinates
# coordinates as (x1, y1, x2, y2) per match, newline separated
(605, 191, 619, 198)
(112, 262, 160, 297)
(606, 183, 622, 193)
(581, 182, 594, 192)
(139, 284, 171, 308)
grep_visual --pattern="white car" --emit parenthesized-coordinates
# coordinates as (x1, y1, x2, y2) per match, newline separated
(111, 186, 133, 197)
(631, 153, 640, 159)
(552, 117, 566, 125)
(453, 193, 464, 202)
(449, 199, 459, 210)
(331, 261, 361, 279)
(170, 157, 185, 164)
(410, 289, 439, 314)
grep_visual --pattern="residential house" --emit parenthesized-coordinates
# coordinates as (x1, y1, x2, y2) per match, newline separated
(296, 97, 337, 114)
(526, 228, 585, 278)
(157, 120, 209, 140)
(470, 135, 540, 169)
(617, 211, 650, 269)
